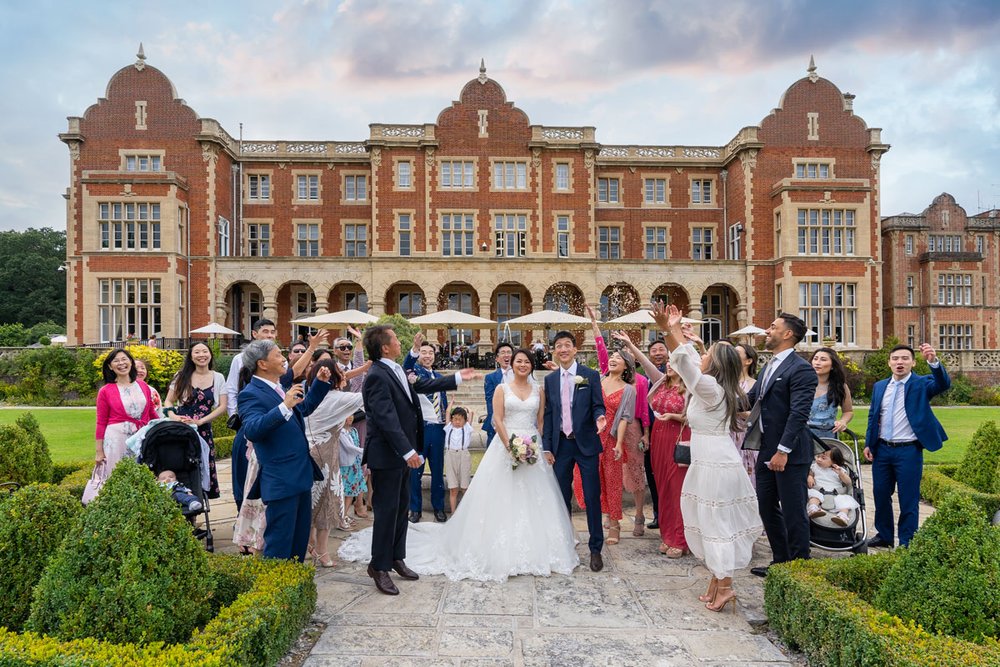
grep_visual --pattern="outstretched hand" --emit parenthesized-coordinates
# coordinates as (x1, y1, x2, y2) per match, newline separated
(458, 368, 480, 381)
(919, 343, 938, 364)
(315, 366, 332, 383)
(347, 325, 363, 339)
(412, 332, 424, 353)
(308, 329, 329, 349)
(585, 303, 597, 323)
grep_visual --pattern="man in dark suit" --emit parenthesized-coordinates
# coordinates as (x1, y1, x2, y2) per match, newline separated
(238, 339, 332, 562)
(747, 313, 818, 577)
(362, 325, 477, 595)
(864, 343, 950, 548)
(542, 330, 607, 572)
(483, 341, 514, 447)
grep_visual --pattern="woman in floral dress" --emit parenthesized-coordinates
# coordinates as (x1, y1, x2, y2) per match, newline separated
(164, 342, 227, 498)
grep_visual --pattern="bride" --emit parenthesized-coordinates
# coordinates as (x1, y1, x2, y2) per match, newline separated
(339, 348, 579, 581)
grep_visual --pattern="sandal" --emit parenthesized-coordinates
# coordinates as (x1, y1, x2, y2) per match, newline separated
(706, 586, 737, 613)
(606, 524, 621, 545)
(314, 552, 336, 568)
(354, 499, 368, 518)
(632, 513, 645, 537)
(698, 577, 719, 603)
(663, 546, 688, 559)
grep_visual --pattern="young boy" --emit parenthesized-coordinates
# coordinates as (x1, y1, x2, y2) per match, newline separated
(157, 469, 203, 513)
(806, 449, 859, 526)
(443, 407, 474, 514)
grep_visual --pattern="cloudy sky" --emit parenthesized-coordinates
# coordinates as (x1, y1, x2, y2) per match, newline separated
(1, 0, 998, 231)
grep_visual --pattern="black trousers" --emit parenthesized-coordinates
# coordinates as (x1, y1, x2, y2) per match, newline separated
(755, 459, 811, 563)
(369, 466, 410, 571)
(644, 446, 658, 519)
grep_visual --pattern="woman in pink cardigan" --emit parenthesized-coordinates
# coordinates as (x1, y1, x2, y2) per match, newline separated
(94, 349, 159, 486)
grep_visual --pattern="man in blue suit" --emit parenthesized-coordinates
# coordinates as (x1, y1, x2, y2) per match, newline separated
(483, 341, 514, 447)
(238, 339, 332, 562)
(865, 343, 950, 548)
(403, 333, 452, 523)
(542, 330, 607, 572)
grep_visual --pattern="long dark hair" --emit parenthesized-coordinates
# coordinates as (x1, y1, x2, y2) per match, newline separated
(308, 358, 343, 388)
(812, 347, 847, 409)
(172, 342, 214, 404)
(102, 349, 137, 384)
(608, 348, 635, 384)
(704, 343, 748, 432)
(736, 343, 759, 379)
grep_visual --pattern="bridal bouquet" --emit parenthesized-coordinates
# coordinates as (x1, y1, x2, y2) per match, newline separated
(508, 434, 539, 469)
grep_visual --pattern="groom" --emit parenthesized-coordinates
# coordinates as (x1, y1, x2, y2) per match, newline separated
(543, 330, 607, 571)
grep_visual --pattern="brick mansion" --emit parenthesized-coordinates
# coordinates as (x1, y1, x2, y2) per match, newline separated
(60, 49, 1000, 360)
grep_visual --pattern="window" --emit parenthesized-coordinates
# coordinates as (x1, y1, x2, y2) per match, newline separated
(645, 227, 667, 260)
(691, 179, 712, 204)
(296, 223, 319, 257)
(798, 282, 857, 345)
(644, 178, 666, 204)
(937, 274, 972, 305)
(976, 235, 985, 254)
(442, 213, 474, 256)
(292, 289, 316, 340)
(597, 178, 620, 203)
(397, 291, 422, 317)
(344, 175, 367, 201)
(555, 163, 570, 191)
(495, 291, 523, 345)
(494, 213, 527, 258)
(598, 226, 621, 259)
(248, 174, 270, 201)
(939, 324, 973, 350)
(396, 161, 412, 189)
(124, 154, 162, 172)
(556, 215, 570, 258)
(446, 290, 474, 345)
(701, 291, 727, 345)
(398, 214, 411, 256)
(217, 216, 230, 257)
(98, 278, 161, 342)
(98, 202, 161, 251)
(905, 234, 913, 255)
(440, 161, 475, 189)
(929, 235, 962, 252)
(907, 325, 915, 348)
(493, 161, 528, 190)
(344, 224, 367, 257)
(795, 162, 831, 179)
(297, 175, 319, 201)
(796, 209, 856, 255)
(246, 223, 270, 257)
(906, 276, 914, 306)
(692, 227, 714, 260)
(344, 291, 368, 313)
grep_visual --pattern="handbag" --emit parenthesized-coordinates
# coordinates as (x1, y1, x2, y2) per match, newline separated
(226, 412, 242, 431)
(81, 463, 106, 505)
(673, 420, 691, 467)
(741, 400, 762, 451)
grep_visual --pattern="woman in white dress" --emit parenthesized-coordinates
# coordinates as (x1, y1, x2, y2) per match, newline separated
(339, 348, 579, 581)
(652, 302, 763, 612)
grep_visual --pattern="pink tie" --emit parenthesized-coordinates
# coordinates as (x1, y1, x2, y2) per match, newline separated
(561, 371, 573, 437)
(275, 384, 286, 399)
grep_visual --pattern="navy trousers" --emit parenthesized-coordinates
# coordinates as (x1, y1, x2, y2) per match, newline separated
(410, 422, 446, 513)
(262, 490, 312, 562)
(231, 431, 248, 511)
(755, 460, 811, 563)
(553, 434, 603, 554)
(872, 443, 924, 547)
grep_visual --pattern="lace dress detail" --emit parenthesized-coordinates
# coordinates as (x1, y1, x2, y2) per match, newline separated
(339, 383, 579, 581)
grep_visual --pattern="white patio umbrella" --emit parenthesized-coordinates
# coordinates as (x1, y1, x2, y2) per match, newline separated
(730, 325, 768, 336)
(190, 322, 242, 336)
(291, 309, 379, 329)
(603, 310, 705, 329)
(50, 334, 68, 345)
(502, 309, 593, 329)
(408, 309, 496, 327)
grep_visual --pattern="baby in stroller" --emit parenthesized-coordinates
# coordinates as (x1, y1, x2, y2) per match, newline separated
(807, 448, 859, 527)
(157, 469, 203, 513)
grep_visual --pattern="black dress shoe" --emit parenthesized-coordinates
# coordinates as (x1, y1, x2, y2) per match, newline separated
(367, 564, 399, 595)
(434, 510, 448, 523)
(392, 559, 419, 580)
(408, 511, 421, 524)
(867, 536, 894, 548)
(646, 521, 659, 530)
(590, 552, 604, 572)
(750, 566, 770, 578)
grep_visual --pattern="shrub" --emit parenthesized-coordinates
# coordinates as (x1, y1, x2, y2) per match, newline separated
(215, 353, 235, 383)
(214, 435, 235, 459)
(13, 412, 53, 486)
(970, 385, 1000, 407)
(0, 484, 82, 630)
(0, 323, 28, 347)
(936, 372, 974, 405)
(376, 313, 420, 364)
(50, 458, 92, 485)
(212, 414, 236, 440)
(27, 459, 214, 644)
(0, 346, 99, 405)
(0, 424, 51, 487)
(57, 465, 92, 500)
(92, 345, 184, 394)
(955, 421, 1000, 493)
(876, 494, 1000, 643)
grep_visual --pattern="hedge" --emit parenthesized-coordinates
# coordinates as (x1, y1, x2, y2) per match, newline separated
(0, 555, 316, 666)
(12, 413, 53, 486)
(955, 421, 1000, 494)
(0, 424, 50, 487)
(57, 465, 92, 500)
(214, 436, 235, 460)
(50, 459, 92, 485)
(764, 558, 1000, 666)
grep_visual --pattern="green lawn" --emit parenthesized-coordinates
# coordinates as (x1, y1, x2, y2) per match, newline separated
(3, 406, 999, 466)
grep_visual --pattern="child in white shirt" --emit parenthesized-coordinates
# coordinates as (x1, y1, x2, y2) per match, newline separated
(444, 407, 474, 513)
(807, 448, 860, 526)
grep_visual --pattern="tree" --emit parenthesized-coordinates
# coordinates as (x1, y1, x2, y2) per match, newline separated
(0, 228, 67, 327)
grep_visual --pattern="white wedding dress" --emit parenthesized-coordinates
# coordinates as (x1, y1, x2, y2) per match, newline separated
(339, 383, 579, 581)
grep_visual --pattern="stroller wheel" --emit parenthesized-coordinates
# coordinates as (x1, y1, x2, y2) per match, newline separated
(851, 542, 869, 555)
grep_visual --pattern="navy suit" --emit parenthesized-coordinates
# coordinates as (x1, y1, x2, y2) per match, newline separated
(483, 367, 505, 446)
(363, 360, 458, 571)
(403, 352, 448, 513)
(238, 376, 330, 561)
(746, 351, 818, 563)
(865, 363, 950, 546)
(543, 364, 606, 553)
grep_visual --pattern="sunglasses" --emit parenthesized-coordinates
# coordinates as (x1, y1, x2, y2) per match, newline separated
(336, 344, 354, 351)
(291, 348, 307, 354)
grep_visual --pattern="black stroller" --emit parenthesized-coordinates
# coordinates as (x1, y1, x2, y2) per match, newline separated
(139, 420, 214, 552)
(808, 429, 869, 554)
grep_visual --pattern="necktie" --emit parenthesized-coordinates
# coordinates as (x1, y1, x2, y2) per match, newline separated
(274, 383, 285, 399)
(759, 359, 776, 393)
(431, 389, 442, 422)
(883, 381, 903, 440)
(561, 370, 573, 437)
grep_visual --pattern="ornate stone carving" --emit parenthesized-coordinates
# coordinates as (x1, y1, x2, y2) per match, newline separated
(807, 55, 819, 83)
(683, 147, 721, 159)
(598, 146, 629, 158)
(974, 351, 1000, 368)
(333, 143, 366, 154)
(636, 147, 674, 158)
(478, 58, 488, 84)
(940, 352, 960, 367)
(67, 143, 80, 161)
(425, 147, 436, 167)
(242, 142, 278, 154)
(739, 148, 758, 170)
(541, 127, 584, 141)
(370, 147, 382, 168)
(286, 142, 327, 154)
(583, 150, 595, 170)
(531, 147, 541, 168)
(871, 153, 881, 171)
(135, 43, 146, 71)
(201, 144, 219, 163)
(377, 126, 425, 138)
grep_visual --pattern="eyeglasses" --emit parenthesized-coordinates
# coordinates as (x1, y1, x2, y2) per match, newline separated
(291, 348, 307, 354)
(336, 344, 354, 351)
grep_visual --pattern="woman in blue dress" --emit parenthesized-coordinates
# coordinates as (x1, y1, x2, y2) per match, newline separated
(808, 347, 854, 441)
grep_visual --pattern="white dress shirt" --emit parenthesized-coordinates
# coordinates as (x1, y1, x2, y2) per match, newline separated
(758, 348, 795, 453)
(879, 373, 917, 442)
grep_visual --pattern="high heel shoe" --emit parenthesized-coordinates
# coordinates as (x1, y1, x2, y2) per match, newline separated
(313, 552, 336, 568)
(632, 514, 645, 537)
(606, 524, 621, 545)
(706, 586, 737, 613)
(662, 546, 688, 559)
(698, 577, 719, 603)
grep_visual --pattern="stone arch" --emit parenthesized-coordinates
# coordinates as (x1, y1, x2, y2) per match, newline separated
(222, 280, 264, 338)
(276, 280, 318, 343)
(438, 282, 481, 345)
(599, 282, 641, 321)
(385, 281, 425, 318)
(543, 282, 585, 315)
(651, 283, 690, 310)
(700, 283, 741, 345)
(491, 281, 532, 345)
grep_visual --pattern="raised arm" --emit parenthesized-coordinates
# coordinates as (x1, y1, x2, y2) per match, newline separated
(612, 331, 663, 384)
(586, 305, 609, 374)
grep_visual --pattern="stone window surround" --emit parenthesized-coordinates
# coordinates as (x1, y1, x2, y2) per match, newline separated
(552, 160, 575, 194)
(553, 210, 575, 258)
(340, 170, 370, 204)
(641, 222, 671, 259)
(244, 218, 272, 257)
(342, 218, 369, 257)
(489, 208, 532, 258)
(392, 157, 415, 192)
(436, 157, 479, 191)
(596, 172, 624, 207)
(244, 169, 274, 203)
(293, 218, 323, 257)
(292, 169, 323, 205)
(791, 157, 836, 179)
(438, 209, 478, 256)
(393, 209, 417, 256)
(688, 173, 717, 206)
(689, 221, 719, 260)
(597, 222, 624, 260)
(640, 173, 670, 207)
(118, 148, 165, 172)
(488, 158, 531, 193)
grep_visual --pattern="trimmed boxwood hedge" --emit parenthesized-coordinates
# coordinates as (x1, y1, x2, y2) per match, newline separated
(50, 459, 92, 485)
(765, 557, 1000, 666)
(0, 424, 50, 487)
(214, 435, 235, 460)
(0, 554, 317, 666)
(922, 464, 1000, 519)
(955, 421, 1000, 494)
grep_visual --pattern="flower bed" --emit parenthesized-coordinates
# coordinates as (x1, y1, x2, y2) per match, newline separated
(0, 554, 316, 666)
